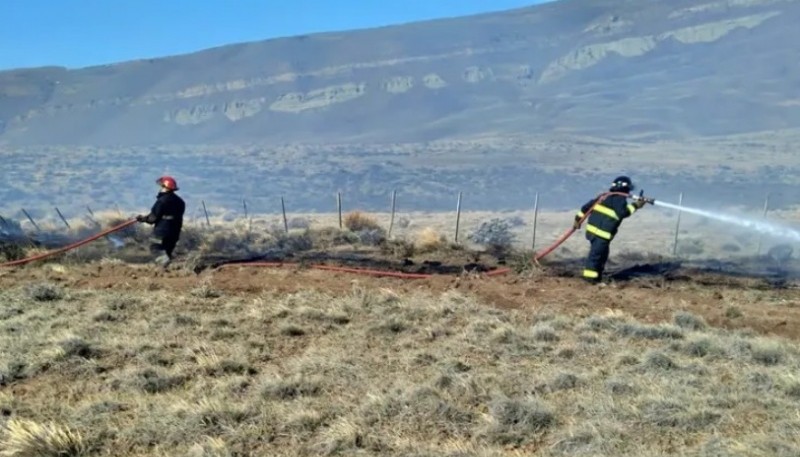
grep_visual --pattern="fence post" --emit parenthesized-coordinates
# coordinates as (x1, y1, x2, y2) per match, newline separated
(388, 189, 397, 238)
(672, 192, 684, 257)
(281, 196, 289, 234)
(85, 206, 99, 226)
(531, 192, 540, 250)
(242, 199, 251, 232)
(756, 192, 770, 256)
(55, 207, 71, 229)
(201, 200, 211, 227)
(454, 191, 463, 244)
(337, 192, 343, 230)
(21, 208, 41, 232)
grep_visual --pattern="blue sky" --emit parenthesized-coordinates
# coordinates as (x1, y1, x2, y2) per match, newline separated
(1, 0, 551, 70)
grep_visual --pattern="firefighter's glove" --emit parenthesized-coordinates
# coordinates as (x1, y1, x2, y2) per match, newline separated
(572, 218, 582, 230)
(135, 215, 146, 223)
(633, 199, 647, 209)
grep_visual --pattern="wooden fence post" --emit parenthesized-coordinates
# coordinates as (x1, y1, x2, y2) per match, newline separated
(672, 192, 684, 257)
(531, 192, 540, 250)
(388, 189, 397, 238)
(756, 192, 770, 256)
(337, 192, 343, 230)
(21, 209, 41, 232)
(281, 196, 289, 234)
(55, 207, 71, 229)
(454, 191, 463, 243)
(201, 200, 211, 227)
(242, 199, 251, 232)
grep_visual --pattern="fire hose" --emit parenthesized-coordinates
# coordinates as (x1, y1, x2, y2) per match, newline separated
(0, 219, 137, 268)
(0, 191, 653, 276)
(219, 191, 652, 278)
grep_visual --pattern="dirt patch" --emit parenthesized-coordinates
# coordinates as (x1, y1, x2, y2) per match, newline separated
(191, 247, 502, 275)
(2, 259, 800, 341)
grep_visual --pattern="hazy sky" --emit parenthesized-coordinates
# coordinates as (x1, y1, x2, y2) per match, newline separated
(1, 0, 552, 70)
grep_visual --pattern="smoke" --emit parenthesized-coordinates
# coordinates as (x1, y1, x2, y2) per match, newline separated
(653, 200, 800, 243)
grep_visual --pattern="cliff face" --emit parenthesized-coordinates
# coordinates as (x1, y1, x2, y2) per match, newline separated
(2, 0, 798, 146)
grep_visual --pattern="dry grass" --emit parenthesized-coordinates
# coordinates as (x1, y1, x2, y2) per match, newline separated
(0, 419, 86, 457)
(343, 211, 382, 232)
(413, 227, 447, 253)
(7, 201, 800, 276)
(0, 280, 799, 456)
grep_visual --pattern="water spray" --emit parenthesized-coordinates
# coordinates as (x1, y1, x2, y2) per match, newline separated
(631, 192, 800, 243)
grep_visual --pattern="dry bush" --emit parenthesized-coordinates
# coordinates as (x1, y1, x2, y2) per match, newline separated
(25, 283, 64, 302)
(288, 217, 311, 230)
(0, 243, 26, 262)
(413, 227, 446, 253)
(343, 211, 382, 232)
(381, 239, 416, 258)
(0, 419, 87, 457)
(483, 397, 556, 445)
(308, 227, 359, 250)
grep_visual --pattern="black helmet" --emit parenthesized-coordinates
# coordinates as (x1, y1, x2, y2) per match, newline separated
(610, 176, 635, 192)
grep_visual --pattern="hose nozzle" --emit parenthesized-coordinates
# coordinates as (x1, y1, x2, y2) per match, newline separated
(632, 190, 656, 205)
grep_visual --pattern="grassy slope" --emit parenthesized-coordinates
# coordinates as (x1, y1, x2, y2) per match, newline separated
(1, 281, 799, 456)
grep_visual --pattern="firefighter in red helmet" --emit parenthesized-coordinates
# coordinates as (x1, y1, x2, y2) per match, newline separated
(136, 176, 186, 267)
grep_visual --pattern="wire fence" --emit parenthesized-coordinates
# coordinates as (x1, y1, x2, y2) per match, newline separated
(2, 188, 796, 267)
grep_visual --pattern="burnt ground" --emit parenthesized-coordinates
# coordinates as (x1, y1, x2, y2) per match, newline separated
(2, 250, 800, 341)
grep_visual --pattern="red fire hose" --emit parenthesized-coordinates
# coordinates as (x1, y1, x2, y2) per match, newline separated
(0, 219, 137, 268)
(527, 191, 632, 266)
(0, 192, 636, 277)
(221, 192, 635, 278)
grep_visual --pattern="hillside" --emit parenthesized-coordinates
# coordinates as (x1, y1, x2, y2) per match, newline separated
(2, 0, 800, 214)
(1, 0, 799, 145)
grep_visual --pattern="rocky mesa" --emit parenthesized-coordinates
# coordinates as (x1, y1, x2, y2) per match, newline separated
(1, 0, 799, 146)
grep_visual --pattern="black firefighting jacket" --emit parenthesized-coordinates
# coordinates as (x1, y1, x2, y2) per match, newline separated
(143, 191, 185, 240)
(576, 193, 637, 241)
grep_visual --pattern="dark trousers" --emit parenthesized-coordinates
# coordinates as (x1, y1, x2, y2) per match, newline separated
(583, 235, 611, 282)
(150, 235, 178, 259)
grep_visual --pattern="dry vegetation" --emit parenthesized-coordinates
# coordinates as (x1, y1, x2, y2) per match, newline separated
(2, 208, 800, 455)
(1, 278, 799, 456)
(6, 202, 800, 268)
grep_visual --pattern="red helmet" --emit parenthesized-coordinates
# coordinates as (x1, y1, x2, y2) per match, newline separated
(156, 176, 179, 191)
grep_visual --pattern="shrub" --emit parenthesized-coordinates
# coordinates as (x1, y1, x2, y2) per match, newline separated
(356, 228, 386, 247)
(751, 342, 785, 366)
(287, 217, 311, 230)
(469, 219, 516, 254)
(673, 311, 707, 331)
(343, 211, 382, 232)
(308, 227, 358, 249)
(276, 231, 313, 253)
(485, 397, 556, 445)
(0, 243, 26, 262)
(26, 283, 64, 302)
(413, 228, 446, 253)
(531, 323, 559, 342)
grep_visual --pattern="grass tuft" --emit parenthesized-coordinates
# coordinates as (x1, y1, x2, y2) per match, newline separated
(26, 283, 64, 302)
(0, 419, 87, 457)
(484, 397, 556, 445)
(673, 311, 707, 330)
